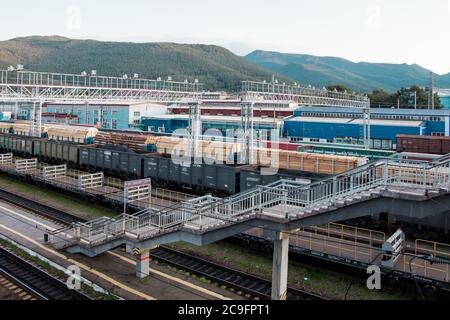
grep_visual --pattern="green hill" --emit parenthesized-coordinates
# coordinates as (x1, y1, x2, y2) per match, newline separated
(0, 36, 289, 91)
(245, 50, 450, 93)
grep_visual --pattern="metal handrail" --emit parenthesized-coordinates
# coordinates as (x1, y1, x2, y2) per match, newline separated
(51, 155, 450, 249)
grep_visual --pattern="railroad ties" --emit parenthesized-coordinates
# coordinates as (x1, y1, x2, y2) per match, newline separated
(0, 247, 90, 300)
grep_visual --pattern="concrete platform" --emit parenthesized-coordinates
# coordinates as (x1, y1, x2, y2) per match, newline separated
(0, 199, 239, 300)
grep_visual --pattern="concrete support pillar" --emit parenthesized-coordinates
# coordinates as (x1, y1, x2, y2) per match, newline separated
(136, 249, 150, 279)
(271, 232, 289, 300)
(387, 213, 397, 232)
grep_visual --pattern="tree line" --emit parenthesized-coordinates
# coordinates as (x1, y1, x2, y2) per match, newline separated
(327, 85, 442, 109)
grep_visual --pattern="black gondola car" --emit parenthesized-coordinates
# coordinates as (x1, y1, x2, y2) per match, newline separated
(143, 154, 250, 195)
(240, 167, 327, 192)
(79, 145, 142, 178)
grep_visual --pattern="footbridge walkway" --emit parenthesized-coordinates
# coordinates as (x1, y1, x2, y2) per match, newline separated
(50, 155, 450, 299)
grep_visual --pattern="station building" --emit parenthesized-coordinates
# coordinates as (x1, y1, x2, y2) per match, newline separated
(284, 106, 450, 149)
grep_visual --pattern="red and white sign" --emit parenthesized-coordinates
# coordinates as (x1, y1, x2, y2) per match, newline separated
(124, 178, 152, 190)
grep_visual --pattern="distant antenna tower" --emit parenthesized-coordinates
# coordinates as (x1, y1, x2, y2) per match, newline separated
(428, 72, 435, 110)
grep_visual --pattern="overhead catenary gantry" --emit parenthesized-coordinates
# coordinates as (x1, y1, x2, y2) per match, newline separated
(0, 69, 203, 137)
(0, 69, 202, 103)
(240, 80, 372, 149)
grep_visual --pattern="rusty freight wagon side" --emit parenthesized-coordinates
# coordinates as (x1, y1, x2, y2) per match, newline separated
(396, 135, 450, 155)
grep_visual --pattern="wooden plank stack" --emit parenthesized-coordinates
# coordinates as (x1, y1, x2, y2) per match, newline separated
(156, 136, 242, 162)
(251, 148, 368, 175)
(155, 136, 368, 175)
(46, 125, 98, 142)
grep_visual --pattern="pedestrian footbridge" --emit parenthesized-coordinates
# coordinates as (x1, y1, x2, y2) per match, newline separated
(48, 155, 450, 299)
(50, 155, 450, 256)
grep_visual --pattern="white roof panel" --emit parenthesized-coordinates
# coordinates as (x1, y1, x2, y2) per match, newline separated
(351, 119, 424, 127)
(287, 117, 354, 124)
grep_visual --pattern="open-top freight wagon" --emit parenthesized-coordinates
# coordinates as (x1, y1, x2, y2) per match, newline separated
(0, 133, 368, 195)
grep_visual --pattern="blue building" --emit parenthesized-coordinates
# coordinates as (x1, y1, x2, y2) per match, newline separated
(18, 102, 167, 130)
(284, 107, 450, 149)
(142, 114, 284, 139)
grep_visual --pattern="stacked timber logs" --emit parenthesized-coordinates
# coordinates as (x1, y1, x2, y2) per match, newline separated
(95, 131, 156, 152)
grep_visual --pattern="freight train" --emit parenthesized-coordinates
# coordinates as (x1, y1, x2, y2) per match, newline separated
(0, 133, 330, 196)
(397, 134, 450, 155)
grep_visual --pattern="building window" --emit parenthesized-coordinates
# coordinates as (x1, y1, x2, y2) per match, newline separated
(134, 111, 141, 117)
(158, 127, 165, 133)
(112, 111, 118, 118)
(112, 120, 117, 129)
(432, 132, 445, 137)
(148, 126, 155, 132)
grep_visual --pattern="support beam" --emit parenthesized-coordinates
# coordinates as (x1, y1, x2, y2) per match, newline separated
(135, 248, 150, 279)
(241, 101, 254, 165)
(188, 101, 202, 159)
(271, 232, 289, 300)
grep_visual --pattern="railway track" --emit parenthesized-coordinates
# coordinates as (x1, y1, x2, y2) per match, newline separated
(0, 188, 83, 225)
(150, 246, 325, 300)
(0, 188, 326, 300)
(0, 247, 90, 300)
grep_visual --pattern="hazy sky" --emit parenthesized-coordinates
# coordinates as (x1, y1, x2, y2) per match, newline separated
(1, 0, 450, 74)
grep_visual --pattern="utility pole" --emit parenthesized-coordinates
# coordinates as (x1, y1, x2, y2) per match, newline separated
(428, 72, 435, 110)
(413, 91, 417, 110)
(188, 101, 202, 160)
(241, 100, 254, 165)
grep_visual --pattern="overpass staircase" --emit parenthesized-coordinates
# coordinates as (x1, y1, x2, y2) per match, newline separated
(50, 155, 450, 256)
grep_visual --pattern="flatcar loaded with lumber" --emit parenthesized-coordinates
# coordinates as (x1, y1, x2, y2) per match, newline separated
(0, 132, 369, 196)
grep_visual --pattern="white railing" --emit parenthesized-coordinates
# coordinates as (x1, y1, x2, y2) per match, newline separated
(50, 155, 450, 249)
(0, 153, 13, 165)
(77, 172, 104, 191)
(42, 165, 67, 180)
(14, 158, 38, 172)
